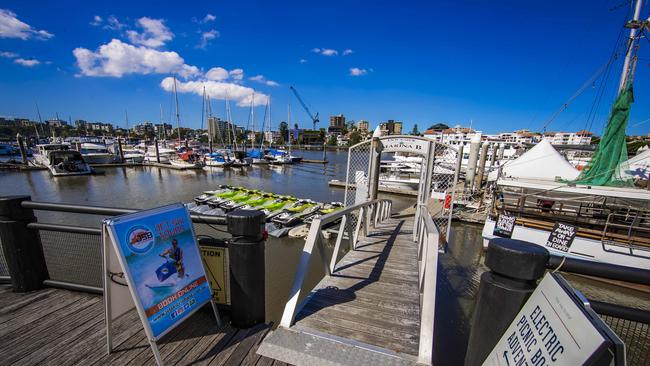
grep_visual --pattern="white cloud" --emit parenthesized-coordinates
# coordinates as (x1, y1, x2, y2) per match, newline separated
(249, 74, 279, 87)
(311, 47, 338, 56)
(160, 77, 269, 107)
(206, 67, 229, 81)
(90, 15, 102, 26)
(126, 17, 173, 48)
(342, 49, 353, 55)
(202, 14, 216, 23)
(14, 58, 39, 67)
(104, 15, 126, 31)
(0, 51, 17, 58)
(73, 39, 199, 78)
(197, 29, 219, 49)
(229, 68, 243, 81)
(299, 59, 307, 64)
(0, 9, 53, 40)
(349, 67, 368, 76)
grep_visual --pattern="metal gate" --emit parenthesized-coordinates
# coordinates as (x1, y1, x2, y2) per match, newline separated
(343, 136, 460, 241)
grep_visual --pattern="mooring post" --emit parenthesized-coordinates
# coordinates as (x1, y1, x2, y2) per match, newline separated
(368, 135, 383, 201)
(0, 196, 49, 292)
(464, 238, 548, 366)
(473, 142, 489, 191)
(465, 135, 480, 190)
(226, 209, 266, 328)
(154, 138, 160, 164)
(117, 138, 125, 163)
(16, 134, 28, 165)
(184, 139, 189, 149)
(209, 140, 213, 153)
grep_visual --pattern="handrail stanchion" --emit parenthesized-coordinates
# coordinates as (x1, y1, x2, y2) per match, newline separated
(329, 214, 349, 273)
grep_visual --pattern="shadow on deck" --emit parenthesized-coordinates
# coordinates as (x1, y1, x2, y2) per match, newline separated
(0, 285, 288, 366)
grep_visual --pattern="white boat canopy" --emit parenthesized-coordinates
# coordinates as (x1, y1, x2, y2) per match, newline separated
(488, 139, 580, 181)
(620, 149, 650, 180)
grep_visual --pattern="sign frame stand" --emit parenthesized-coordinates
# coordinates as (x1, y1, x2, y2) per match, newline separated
(102, 204, 222, 366)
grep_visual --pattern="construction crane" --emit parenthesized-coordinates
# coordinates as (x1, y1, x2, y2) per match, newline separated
(290, 86, 319, 130)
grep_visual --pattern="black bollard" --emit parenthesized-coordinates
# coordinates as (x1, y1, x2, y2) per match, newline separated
(0, 196, 49, 292)
(117, 138, 125, 163)
(154, 138, 161, 164)
(464, 238, 548, 366)
(226, 209, 266, 328)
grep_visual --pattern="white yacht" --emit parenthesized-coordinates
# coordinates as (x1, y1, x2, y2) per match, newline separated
(144, 147, 176, 164)
(79, 143, 114, 164)
(33, 143, 70, 167)
(33, 144, 91, 176)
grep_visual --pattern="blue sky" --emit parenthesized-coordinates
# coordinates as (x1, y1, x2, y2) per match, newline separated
(0, 0, 648, 135)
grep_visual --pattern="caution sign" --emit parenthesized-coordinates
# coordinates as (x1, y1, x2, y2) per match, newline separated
(200, 245, 230, 305)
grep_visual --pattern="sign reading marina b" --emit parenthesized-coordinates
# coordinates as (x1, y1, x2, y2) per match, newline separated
(380, 137, 430, 155)
(105, 204, 213, 340)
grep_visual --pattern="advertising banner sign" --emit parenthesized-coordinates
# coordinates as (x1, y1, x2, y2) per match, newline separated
(380, 137, 430, 155)
(483, 273, 615, 366)
(104, 203, 215, 341)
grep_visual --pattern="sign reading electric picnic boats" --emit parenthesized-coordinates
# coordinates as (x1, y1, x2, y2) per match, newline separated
(483, 274, 615, 366)
(102, 203, 221, 366)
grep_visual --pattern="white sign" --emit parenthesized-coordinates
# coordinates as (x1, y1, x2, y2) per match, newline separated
(483, 273, 609, 366)
(380, 137, 430, 155)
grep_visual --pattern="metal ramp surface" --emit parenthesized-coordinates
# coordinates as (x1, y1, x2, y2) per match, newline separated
(258, 217, 421, 366)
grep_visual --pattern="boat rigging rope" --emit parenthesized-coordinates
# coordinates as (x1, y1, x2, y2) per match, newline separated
(551, 255, 567, 273)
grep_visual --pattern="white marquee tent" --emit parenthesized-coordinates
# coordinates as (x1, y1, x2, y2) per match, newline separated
(488, 139, 580, 181)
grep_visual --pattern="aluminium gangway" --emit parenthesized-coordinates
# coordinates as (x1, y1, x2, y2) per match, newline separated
(258, 199, 441, 365)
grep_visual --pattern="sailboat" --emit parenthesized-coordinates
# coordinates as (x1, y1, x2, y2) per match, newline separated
(481, 0, 650, 270)
(168, 76, 202, 169)
(248, 94, 270, 165)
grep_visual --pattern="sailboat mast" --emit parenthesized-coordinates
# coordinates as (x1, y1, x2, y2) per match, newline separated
(251, 92, 255, 150)
(618, 0, 644, 93)
(268, 96, 272, 148)
(173, 76, 181, 144)
(34, 102, 41, 140)
(125, 110, 130, 141)
(159, 104, 165, 139)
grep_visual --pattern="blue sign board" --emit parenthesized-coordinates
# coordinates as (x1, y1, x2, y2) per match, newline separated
(105, 203, 213, 340)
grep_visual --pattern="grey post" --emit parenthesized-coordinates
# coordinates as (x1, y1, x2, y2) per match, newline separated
(117, 138, 125, 163)
(473, 142, 489, 191)
(0, 195, 49, 292)
(368, 136, 383, 201)
(497, 143, 505, 160)
(154, 138, 161, 164)
(16, 134, 28, 165)
(465, 135, 480, 190)
(489, 143, 497, 169)
(464, 238, 549, 366)
(226, 209, 266, 328)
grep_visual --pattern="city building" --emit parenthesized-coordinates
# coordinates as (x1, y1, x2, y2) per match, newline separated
(357, 120, 370, 132)
(132, 122, 154, 135)
(379, 120, 403, 135)
(264, 130, 281, 143)
(542, 130, 593, 145)
(45, 119, 67, 128)
(328, 114, 346, 134)
(154, 123, 173, 138)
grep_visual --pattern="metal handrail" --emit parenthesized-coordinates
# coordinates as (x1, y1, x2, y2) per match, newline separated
(279, 198, 392, 329)
(22, 200, 227, 225)
(415, 203, 440, 365)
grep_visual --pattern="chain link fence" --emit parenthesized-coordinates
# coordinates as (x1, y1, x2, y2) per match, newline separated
(0, 235, 9, 278)
(39, 230, 103, 288)
(430, 142, 459, 240)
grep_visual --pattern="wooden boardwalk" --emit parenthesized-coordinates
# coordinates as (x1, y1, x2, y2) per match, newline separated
(0, 285, 288, 366)
(259, 216, 422, 365)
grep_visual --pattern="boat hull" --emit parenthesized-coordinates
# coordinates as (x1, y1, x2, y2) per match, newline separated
(82, 154, 115, 164)
(481, 217, 650, 270)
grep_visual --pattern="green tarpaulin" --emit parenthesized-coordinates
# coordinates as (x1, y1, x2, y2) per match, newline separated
(572, 86, 634, 187)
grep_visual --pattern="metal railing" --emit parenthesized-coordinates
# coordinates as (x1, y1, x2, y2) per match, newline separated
(279, 198, 392, 329)
(2, 198, 227, 293)
(414, 203, 441, 365)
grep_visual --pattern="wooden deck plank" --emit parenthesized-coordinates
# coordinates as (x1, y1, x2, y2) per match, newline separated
(293, 217, 422, 357)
